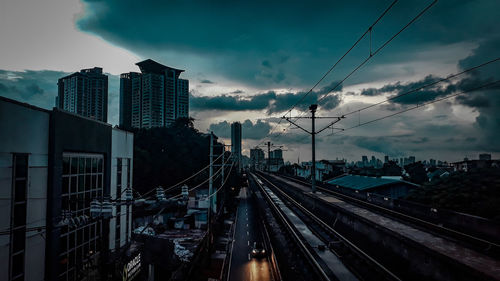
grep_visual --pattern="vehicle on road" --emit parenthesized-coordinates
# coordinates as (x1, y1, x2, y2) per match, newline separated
(251, 241, 266, 258)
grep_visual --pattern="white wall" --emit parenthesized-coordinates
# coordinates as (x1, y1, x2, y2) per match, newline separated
(0, 99, 48, 281)
(109, 128, 134, 250)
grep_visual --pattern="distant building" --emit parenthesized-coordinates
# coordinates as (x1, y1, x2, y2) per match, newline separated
(120, 59, 189, 129)
(268, 149, 284, 172)
(451, 159, 500, 172)
(362, 156, 368, 167)
(56, 67, 108, 122)
(119, 72, 140, 130)
(327, 175, 418, 198)
(231, 122, 242, 171)
(250, 148, 265, 170)
(0, 96, 133, 281)
(479, 153, 492, 161)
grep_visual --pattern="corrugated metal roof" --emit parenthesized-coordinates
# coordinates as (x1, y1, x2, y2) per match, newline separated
(327, 175, 401, 190)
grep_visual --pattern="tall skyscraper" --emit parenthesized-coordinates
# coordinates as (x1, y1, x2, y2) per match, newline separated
(119, 72, 140, 130)
(231, 122, 242, 170)
(56, 67, 108, 122)
(119, 59, 189, 129)
(250, 148, 265, 170)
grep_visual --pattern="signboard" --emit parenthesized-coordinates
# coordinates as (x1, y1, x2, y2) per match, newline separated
(123, 253, 141, 281)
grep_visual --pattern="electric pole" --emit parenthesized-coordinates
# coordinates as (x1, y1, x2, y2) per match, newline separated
(267, 141, 271, 172)
(283, 104, 344, 193)
(310, 104, 317, 193)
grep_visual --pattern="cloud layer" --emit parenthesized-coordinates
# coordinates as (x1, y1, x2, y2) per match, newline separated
(191, 81, 342, 114)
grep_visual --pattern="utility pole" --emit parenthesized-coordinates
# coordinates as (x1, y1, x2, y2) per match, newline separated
(283, 104, 344, 193)
(208, 132, 214, 244)
(310, 104, 317, 193)
(267, 141, 271, 172)
(209, 132, 214, 212)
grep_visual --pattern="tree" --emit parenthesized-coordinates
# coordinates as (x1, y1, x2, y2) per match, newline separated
(403, 162, 427, 184)
(132, 123, 220, 196)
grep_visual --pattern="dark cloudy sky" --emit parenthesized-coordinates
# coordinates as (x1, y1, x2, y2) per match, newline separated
(1, 0, 499, 162)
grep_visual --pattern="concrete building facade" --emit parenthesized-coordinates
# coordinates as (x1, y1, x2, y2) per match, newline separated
(0, 97, 49, 281)
(56, 67, 108, 122)
(120, 59, 189, 129)
(231, 122, 242, 171)
(0, 97, 133, 281)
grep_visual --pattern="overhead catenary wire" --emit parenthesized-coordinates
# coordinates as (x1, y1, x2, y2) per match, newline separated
(168, 152, 233, 200)
(257, 0, 400, 147)
(264, 0, 438, 145)
(135, 151, 226, 199)
(137, 152, 233, 235)
(341, 56, 500, 117)
(328, 79, 500, 136)
(316, 0, 438, 106)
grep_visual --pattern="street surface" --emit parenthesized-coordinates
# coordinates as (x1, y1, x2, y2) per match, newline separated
(228, 187, 272, 281)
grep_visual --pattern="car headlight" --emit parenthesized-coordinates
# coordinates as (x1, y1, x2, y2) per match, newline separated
(261, 250, 265, 254)
(252, 250, 257, 253)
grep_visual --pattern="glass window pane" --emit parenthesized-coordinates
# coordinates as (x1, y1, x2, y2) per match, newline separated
(78, 176, 84, 193)
(92, 158, 97, 173)
(70, 158, 78, 174)
(85, 158, 92, 174)
(97, 158, 103, 173)
(78, 158, 85, 174)
(97, 175, 102, 189)
(85, 175, 91, 190)
(70, 176, 77, 194)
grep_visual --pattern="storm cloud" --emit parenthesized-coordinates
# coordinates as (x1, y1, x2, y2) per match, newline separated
(77, 0, 500, 88)
(191, 81, 342, 114)
(209, 119, 272, 140)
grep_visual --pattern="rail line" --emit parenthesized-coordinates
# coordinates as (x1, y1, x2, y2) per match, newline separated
(252, 172, 402, 281)
(273, 173, 500, 257)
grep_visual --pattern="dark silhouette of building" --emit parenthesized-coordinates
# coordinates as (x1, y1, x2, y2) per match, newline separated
(231, 122, 242, 171)
(56, 67, 108, 122)
(119, 59, 189, 129)
(479, 153, 492, 161)
(119, 72, 140, 130)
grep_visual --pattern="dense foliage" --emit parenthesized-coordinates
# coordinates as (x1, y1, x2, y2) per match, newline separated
(131, 118, 223, 195)
(405, 167, 500, 220)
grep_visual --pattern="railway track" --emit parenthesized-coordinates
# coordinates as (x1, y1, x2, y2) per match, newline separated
(252, 172, 401, 281)
(274, 173, 500, 258)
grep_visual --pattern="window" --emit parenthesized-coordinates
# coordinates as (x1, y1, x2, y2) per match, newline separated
(115, 158, 122, 249)
(10, 154, 28, 281)
(59, 153, 104, 281)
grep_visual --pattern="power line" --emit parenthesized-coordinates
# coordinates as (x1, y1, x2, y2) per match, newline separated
(328, 79, 500, 136)
(284, 0, 398, 116)
(342, 57, 500, 117)
(257, 0, 400, 146)
(168, 152, 233, 200)
(316, 0, 438, 106)
(136, 151, 225, 199)
(163, 151, 225, 193)
(264, 0, 437, 145)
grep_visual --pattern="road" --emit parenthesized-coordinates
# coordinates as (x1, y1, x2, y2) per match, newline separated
(227, 186, 272, 281)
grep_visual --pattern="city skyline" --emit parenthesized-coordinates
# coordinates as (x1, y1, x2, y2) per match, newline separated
(1, 1, 500, 281)
(1, 0, 500, 163)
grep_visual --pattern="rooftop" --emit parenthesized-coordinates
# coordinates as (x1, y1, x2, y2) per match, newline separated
(136, 59, 184, 75)
(327, 174, 417, 190)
